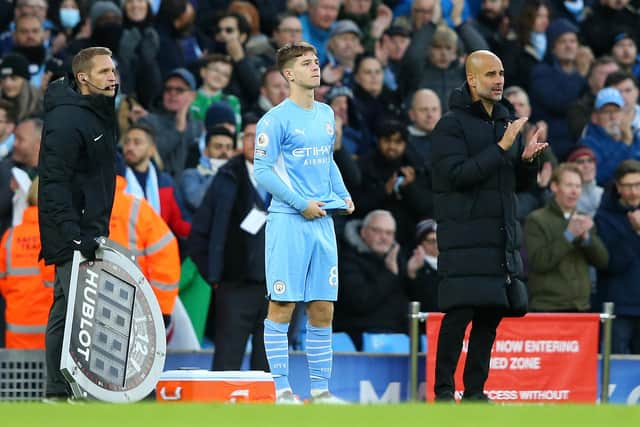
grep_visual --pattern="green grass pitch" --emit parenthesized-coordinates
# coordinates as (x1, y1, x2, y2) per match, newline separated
(1, 403, 639, 427)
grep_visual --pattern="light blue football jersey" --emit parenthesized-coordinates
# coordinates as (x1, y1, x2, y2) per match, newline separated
(254, 98, 350, 214)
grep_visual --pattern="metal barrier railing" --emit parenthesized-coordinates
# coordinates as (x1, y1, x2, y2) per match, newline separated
(408, 301, 616, 403)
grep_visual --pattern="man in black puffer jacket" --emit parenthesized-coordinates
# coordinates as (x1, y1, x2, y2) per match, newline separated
(430, 50, 547, 402)
(38, 47, 118, 400)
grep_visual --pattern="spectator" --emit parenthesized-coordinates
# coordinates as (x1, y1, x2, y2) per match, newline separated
(355, 119, 432, 247)
(529, 18, 588, 160)
(190, 54, 241, 131)
(568, 146, 603, 217)
(471, 0, 520, 70)
(322, 19, 364, 87)
(400, 25, 466, 110)
(566, 56, 619, 142)
(605, 71, 640, 141)
(325, 84, 372, 156)
(11, 14, 48, 88)
(180, 125, 235, 216)
(0, 100, 16, 160)
(509, 0, 550, 91)
(525, 163, 608, 312)
(188, 116, 269, 371)
(109, 175, 180, 320)
(120, 124, 191, 239)
(595, 159, 640, 354)
(579, 87, 640, 186)
(375, 25, 411, 92)
(609, 31, 640, 81)
(334, 210, 409, 350)
(208, 12, 264, 108)
(406, 218, 440, 313)
(0, 178, 54, 349)
(228, 1, 271, 58)
(258, 13, 304, 66)
(300, 0, 341, 64)
(407, 88, 441, 168)
(580, 0, 640, 58)
(338, 0, 393, 54)
(0, 53, 42, 121)
(351, 55, 403, 137)
(0, 0, 51, 57)
(248, 66, 289, 118)
(137, 68, 201, 177)
(155, 0, 200, 76)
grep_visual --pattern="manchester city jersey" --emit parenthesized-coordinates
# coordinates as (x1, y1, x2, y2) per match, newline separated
(254, 98, 350, 214)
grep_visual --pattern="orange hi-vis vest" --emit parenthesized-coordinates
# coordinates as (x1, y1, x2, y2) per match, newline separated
(109, 176, 180, 315)
(0, 207, 54, 349)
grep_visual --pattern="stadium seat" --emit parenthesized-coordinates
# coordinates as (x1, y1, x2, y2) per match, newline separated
(362, 333, 410, 353)
(332, 332, 357, 352)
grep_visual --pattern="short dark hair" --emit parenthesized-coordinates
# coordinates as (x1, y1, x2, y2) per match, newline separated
(615, 159, 640, 182)
(0, 99, 17, 124)
(276, 41, 317, 75)
(375, 119, 407, 141)
(604, 70, 637, 88)
(242, 112, 260, 127)
(551, 163, 582, 185)
(205, 125, 236, 148)
(587, 55, 617, 79)
(72, 46, 112, 82)
(126, 123, 155, 143)
(217, 12, 251, 38)
(353, 54, 380, 75)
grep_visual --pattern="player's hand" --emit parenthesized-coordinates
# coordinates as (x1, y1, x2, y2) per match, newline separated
(302, 200, 327, 219)
(344, 198, 355, 215)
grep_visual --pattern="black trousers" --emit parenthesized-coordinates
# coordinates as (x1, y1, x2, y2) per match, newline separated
(45, 260, 73, 397)
(212, 281, 269, 371)
(434, 307, 502, 400)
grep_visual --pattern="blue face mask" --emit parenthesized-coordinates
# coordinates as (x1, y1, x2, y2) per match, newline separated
(564, 0, 584, 16)
(59, 8, 81, 29)
(530, 32, 547, 60)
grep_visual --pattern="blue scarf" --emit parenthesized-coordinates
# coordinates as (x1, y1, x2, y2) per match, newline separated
(125, 163, 161, 214)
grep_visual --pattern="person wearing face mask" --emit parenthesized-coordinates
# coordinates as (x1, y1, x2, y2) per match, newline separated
(179, 125, 236, 217)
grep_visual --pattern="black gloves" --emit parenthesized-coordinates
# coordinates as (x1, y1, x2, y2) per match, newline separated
(72, 238, 99, 261)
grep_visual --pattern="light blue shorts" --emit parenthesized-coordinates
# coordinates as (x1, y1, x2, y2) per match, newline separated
(265, 213, 338, 302)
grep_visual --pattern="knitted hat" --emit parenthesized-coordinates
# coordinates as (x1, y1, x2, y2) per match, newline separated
(567, 146, 596, 163)
(547, 18, 578, 48)
(415, 219, 437, 243)
(90, 1, 123, 25)
(0, 53, 30, 80)
(205, 102, 236, 131)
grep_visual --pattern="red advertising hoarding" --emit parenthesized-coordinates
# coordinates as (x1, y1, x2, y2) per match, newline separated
(425, 313, 600, 403)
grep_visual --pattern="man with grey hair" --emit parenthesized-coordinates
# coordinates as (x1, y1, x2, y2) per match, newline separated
(334, 210, 410, 350)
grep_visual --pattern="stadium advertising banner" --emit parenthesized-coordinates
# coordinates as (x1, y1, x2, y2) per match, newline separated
(425, 313, 600, 403)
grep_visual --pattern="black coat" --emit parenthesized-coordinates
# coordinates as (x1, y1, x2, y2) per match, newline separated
(334, 220, 409, 349)
(188, 155, 266, 285)
(431, 83, 537, 310)
(38, 76, 117, 265)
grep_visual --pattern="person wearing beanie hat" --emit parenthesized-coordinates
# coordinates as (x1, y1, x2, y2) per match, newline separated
(579, 86, 640, 185)
(90, 1, 123, 26)
(323, 19, 364, 86)
(204, 101, 237, 134)
(529, 17, 586, 160)
(406, 218, 440, 313)
(0, 53, 42, 121)
(610, 33, 640, 81)
(179, 124, 235, 215)
(568, 146, 602, 216)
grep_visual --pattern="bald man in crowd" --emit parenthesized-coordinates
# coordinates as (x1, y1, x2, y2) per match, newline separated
(430, 50, 547, 402)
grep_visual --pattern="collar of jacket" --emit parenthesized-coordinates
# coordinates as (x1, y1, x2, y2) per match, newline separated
(546, 197, 574, 219)
(448, 82, 513, 121)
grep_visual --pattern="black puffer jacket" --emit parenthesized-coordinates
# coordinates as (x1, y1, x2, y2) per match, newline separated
(38, 76, 117, 265)
(431, 83, 537, 310)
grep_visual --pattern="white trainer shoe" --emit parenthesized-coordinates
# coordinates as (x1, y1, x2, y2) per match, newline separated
(275, 390, 304, 405)
(309, 391, 350, 405)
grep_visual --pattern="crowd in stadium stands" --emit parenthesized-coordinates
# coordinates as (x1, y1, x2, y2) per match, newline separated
(1, 0, 640, 357)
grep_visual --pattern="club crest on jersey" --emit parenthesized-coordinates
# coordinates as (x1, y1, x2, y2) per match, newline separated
(257, 133, 269, 147)
(273, 280, 286, 295)
(325, 122, 334, 136)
